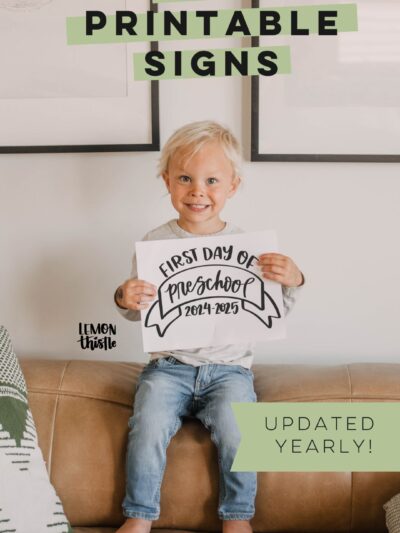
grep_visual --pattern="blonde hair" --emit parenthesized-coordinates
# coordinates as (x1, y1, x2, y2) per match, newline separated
(158, 121, 242, 178)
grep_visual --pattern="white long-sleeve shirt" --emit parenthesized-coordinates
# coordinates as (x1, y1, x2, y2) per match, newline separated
(117, 219, 301, 368)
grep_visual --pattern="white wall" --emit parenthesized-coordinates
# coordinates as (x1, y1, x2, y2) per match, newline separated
(1, 75, 399, 364)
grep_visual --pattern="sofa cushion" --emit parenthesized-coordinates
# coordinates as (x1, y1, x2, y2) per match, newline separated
(384, 493, 400, 533)
(0, 326, 73, 533)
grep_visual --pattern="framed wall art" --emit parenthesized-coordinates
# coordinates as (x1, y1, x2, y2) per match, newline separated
(251, 0, 400, 162)
(0, 0, 159, 153)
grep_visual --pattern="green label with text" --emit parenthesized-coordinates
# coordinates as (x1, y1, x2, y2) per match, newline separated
(231, 403, 400, 472)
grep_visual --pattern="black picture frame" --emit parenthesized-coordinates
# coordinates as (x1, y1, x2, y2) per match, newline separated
(251, 0, 400, 162)
(0, 1, 160, 154)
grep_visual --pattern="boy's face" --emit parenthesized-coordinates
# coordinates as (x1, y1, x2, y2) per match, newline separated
(162, 141, 240, 234)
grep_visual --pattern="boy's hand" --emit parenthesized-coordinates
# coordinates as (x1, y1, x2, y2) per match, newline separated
(258, 253, 304, 288)
(115, 279, 157, 311)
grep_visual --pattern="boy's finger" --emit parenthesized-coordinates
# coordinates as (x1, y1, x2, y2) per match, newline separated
(132, 285, 157, 295)
(137, 295, 156, 303)
(139, 280, 157, 288)
(261, 265, 285, 275)
(140, 288, 157, 296)
(258, 255, 286, 265)
(262, 271, 285, 282)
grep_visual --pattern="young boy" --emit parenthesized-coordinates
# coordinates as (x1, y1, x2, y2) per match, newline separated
(114, 121, 304, 533)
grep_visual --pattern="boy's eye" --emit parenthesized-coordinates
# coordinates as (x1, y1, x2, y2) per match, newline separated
(179, 175, 191, 183)
(207, 177, 218, 184)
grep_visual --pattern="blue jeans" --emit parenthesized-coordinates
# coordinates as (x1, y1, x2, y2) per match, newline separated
(122, 356, 257, 521)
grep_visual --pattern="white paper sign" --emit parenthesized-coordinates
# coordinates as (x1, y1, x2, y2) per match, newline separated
(136, 230, 286, 352)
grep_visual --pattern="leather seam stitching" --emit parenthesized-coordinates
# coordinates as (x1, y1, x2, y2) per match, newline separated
(47, 361, 70, 479)
(27, 389, 133, 409)
(247, 395, 399, 401)
(27, 389, 400, 403)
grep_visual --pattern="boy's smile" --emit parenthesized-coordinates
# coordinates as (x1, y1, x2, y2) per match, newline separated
(162, 141, 240, 235)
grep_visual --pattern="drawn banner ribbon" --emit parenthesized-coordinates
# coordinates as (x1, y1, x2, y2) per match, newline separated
(145, 264, 281, 337)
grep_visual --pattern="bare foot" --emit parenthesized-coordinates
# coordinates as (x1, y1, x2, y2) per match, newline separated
(223, 519, 252, 533)
(115, 517, 152, 533)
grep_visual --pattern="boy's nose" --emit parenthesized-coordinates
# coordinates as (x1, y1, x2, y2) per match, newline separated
(189, 184, 205, 196)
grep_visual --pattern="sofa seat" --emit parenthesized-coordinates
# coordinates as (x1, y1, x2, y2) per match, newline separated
(20, 360, 400, 533)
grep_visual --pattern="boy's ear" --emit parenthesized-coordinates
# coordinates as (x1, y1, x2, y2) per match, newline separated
(228, 175, 241, 198)
(162, 172, 170, 193)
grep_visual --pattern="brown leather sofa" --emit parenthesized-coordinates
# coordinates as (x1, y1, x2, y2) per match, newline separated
(21, 360, 400, 533)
